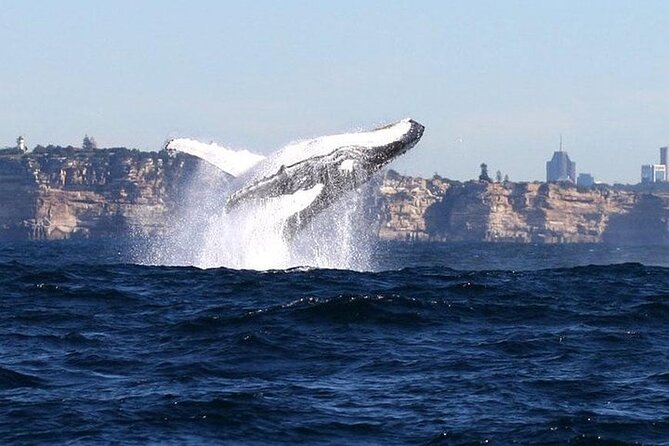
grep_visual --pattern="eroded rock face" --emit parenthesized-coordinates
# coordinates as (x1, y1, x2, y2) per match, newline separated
(1, 149, 668, 244)
(0, 147, 208, 240)
(374, 173, 669, 244)
(373, 172, 450, 241)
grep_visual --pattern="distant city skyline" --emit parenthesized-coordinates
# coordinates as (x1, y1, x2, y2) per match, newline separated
(1, 1, 668, 184)
(641, 146, 668, 183)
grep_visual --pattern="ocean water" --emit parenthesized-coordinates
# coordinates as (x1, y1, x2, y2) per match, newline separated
(1, 240, 669, 445)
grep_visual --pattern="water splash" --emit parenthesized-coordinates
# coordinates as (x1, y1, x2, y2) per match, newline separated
(141, 160, 378, 271)
(141, 118, 426, 271)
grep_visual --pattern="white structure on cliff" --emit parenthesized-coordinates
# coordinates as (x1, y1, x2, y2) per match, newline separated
(16, 136, 26, 152)
(641, 146, 669, 183)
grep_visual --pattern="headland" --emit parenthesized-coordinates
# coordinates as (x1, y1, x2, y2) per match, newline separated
(1, 147, 667, 244)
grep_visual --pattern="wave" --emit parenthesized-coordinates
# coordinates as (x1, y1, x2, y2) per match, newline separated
(0, 366, 44, 389)
(1, 244, 669, 445)
(2, 259, 668, 276)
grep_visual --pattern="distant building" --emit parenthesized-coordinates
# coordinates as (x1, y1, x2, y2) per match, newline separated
(16, 136, 26, 152)
(640, 147, 669, 183)
(641, 164, 667, 183)
(577, 173, 595, 187)
(546, 138, 576, 183)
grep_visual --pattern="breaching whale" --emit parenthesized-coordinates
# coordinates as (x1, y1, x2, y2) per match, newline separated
(166, 119, 424, 238)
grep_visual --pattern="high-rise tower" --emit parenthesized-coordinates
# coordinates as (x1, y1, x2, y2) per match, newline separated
(640, 146, 669, 183)
(546, 136, 576, 182)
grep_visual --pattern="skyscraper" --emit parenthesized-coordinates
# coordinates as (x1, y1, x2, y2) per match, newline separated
(641, 164, 667, 183)
(546, 137, 576, 182)
(640, 146, 669, 183)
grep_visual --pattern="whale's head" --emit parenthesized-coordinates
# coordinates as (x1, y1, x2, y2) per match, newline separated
(254, 118, 424, 178)
(360, 119, 424, 171)
(306, 118, 424, 180)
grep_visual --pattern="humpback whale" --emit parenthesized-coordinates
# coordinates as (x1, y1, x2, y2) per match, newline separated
(166, 119, 424, 238)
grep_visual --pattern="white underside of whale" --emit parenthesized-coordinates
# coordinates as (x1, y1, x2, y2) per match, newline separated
(252, 183, 324, 221)
(165, 138, 265, 177)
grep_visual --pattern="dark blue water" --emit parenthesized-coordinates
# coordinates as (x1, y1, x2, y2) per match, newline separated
(1, 241, 669, 445)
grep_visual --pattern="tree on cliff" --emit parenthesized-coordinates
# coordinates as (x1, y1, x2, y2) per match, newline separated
(479, 163, 492, 182)
(495, 170, 503, 183)
(82, 135, 97, 150)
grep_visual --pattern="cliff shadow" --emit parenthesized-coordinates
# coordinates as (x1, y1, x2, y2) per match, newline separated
(603, 194, 669, 245)
(424, 182, 490, 241)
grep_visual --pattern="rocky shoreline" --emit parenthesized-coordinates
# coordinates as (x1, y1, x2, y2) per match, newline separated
(1, 147, 668, 244)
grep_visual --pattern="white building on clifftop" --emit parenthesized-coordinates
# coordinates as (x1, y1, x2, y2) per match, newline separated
(16, 136, 26, 152)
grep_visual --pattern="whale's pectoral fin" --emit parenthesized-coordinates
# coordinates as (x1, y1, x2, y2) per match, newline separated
(283, 189, 333, 240)
(165, 138, 265, 177)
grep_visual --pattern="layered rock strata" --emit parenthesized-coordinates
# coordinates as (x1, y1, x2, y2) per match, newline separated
(374, 173, 669, 244)
(0, 147, 210, 240)
(1, 148, 668, 244)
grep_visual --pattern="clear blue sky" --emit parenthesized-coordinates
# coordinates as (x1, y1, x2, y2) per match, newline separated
(1, 0, 668, 183)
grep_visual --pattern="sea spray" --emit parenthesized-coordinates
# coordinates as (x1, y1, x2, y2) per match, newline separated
(141, 159, 378, 271)
(137, 159, 231, 266)
(288, 186, 377, 270)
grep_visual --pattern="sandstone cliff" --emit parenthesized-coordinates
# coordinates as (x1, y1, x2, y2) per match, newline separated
(1, 148, 668, 244)
(0, 147, 211, 240)
(374, 172, 669, 245)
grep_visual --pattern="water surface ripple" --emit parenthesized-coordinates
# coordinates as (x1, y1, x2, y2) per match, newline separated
(1, 241, 668, 445)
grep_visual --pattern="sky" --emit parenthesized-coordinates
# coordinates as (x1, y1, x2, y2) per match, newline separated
(1, 0, 668, 183)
